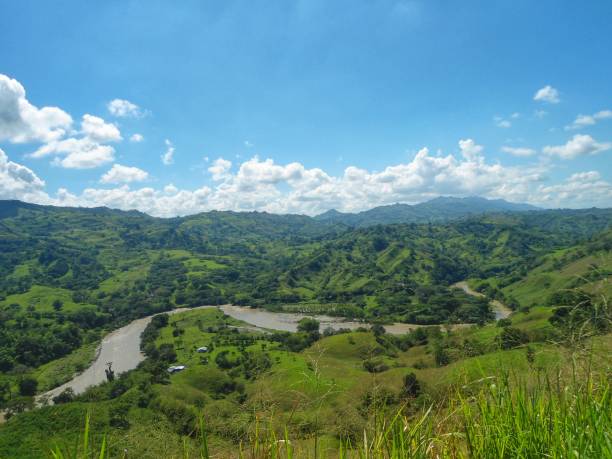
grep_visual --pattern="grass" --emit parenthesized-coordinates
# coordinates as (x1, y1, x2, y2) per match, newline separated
(2, 297, 609, 458)
(0, 285, 96, 313)
(38, 363, 612, 458)
(34, 340, 100, 392)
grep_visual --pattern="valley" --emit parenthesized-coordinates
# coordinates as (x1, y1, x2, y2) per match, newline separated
(0, 198, 610, 458)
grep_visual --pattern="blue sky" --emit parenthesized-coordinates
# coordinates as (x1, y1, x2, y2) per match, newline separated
(1, 0, 611, 216)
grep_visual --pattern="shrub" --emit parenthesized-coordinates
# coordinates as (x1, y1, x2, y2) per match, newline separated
(19, 377, 38, 396)
(52, 388, 75, 404)
(499, 326, 529, 350)
(363, 358, 389, 373)
(297, 317, 320, 333)
(401, 372, 421, 398)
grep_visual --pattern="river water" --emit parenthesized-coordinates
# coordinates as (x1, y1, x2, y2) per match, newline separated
(40, 298, 483, 402)
(451, 281, 513, 320)
(40, 306, 214, 403)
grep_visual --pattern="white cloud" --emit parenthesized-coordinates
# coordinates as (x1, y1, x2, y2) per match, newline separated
(0, 148, 47, 201)
(244, 140, 254, 148)
(81, 114, 122, 142)
(100, 164, 149, 184)
(107, 99, 144, 118)
(164, 184, 178, 194)
(501, 146, 537, 157)
(458, 138, 484, 160)
(208, 158, 232, 181)
(537, 171, 612, 208)
(161, 139, 175, 165)
(130, 133, 144, 142)
(565, 110, 612, 130)
(31, 137, 115, 169)
(534, 85, 560, 104)
(494, 116, 511, 128)
(0, 74, 72, 143)
(596, 109, 612, 119)
(543, 134, 612, 160)
(7, 139, 612, 216)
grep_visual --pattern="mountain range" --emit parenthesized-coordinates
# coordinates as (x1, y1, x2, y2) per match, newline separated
(314, 196, 539, 227)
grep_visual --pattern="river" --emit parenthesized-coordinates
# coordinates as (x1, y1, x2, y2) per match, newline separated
(39, 296, 484, 403)
(40, 306, 215, 403)
(451, 281, 513, 320)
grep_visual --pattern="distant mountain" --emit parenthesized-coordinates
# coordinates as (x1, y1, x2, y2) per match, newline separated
(314, 196, 539, 227)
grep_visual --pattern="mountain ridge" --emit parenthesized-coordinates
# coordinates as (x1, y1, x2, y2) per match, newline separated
(0, 196, 542, 224)
(314, 196, 540, 227)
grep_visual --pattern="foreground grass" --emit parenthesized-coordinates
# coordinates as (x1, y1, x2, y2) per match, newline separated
(46, 368, 611, 459)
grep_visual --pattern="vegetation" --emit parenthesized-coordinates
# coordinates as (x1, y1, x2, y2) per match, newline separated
(0, 199, 610, 457)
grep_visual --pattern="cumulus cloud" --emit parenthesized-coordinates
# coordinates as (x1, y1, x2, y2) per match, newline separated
(534, 85, 560, 104)
(565, 110, 612, 130)
(208, 158, 232, 181)
(537, 171, 612, 208)
(81, 114, 121, 142)
(130, 133, 144, 142)
(100, 164, 149, 184)
(5, 139, 611, 216)
(30, 135, 116, 169)
(0, 74, 72, 143)
(107, 99, 144, 118)
(0, 148, 48, 201)
(501, 146, 537, 157)
(543, 134, 612, 160)
(458, 138, 484, 160)
(161, 139, 175, 165)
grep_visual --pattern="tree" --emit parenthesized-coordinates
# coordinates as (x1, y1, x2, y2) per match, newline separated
(52, 299, 64, 311)
(297, 317, 320, 333)
(499, 327, 529, 350)
(157, 343, 177, 363)
(52, 388, 75, 404)
(401, 372, 421, 398)
(434, 344, 450, 367)
(19, 377, 38, 396)
(370, 324, 386, 337)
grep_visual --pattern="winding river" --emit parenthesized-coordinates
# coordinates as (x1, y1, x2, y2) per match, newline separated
(451, 281, 513, 320)
(39, 288, 507, 403)
(40, 306, 215, 403)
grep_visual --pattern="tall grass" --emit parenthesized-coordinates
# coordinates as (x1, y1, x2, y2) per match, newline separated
(51, 370, 611, 458)
(460, 373, 611, 458)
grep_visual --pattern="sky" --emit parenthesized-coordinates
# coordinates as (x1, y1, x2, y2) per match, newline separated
(1, 0, 611, 217)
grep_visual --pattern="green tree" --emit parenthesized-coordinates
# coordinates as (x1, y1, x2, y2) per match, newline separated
(401, 372, 421, 398)
(18, 377, 38, 396)
(297, 317, 320, 333)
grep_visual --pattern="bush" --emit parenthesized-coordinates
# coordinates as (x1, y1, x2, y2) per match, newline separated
(52, 388, 75, 404)
(363, 358, 389, 373)
(499, 326, 530, 350)
(19, 377, 38, 396)
(434, 345, 450, 366)
(297, 317, 320, 333)
(401, 372, 421, 398)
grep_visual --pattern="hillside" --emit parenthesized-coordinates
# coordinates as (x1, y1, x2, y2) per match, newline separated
(314, 196, 539, 227)
(0, 199, 610, 457)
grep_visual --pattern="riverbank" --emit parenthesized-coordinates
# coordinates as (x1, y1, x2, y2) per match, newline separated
(35, 298, 480, 406)
(39, 306, 216, 403)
